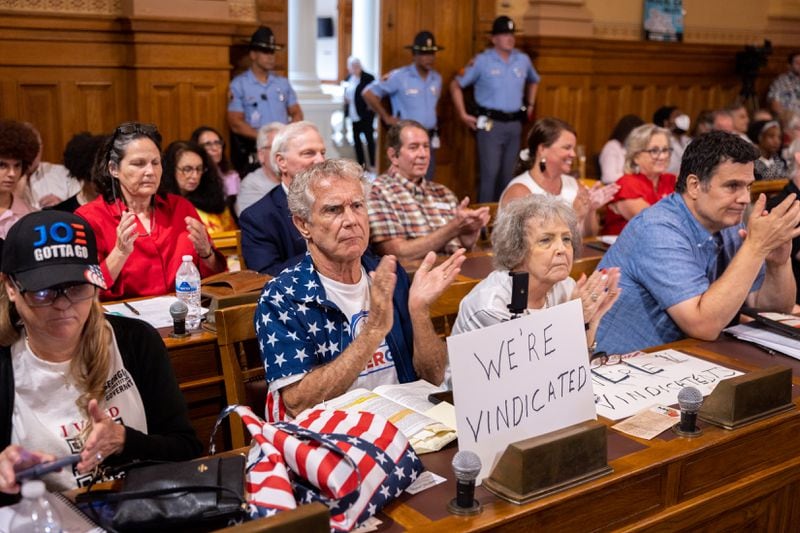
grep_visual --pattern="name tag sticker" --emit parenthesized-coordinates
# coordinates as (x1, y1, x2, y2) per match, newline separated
(405, 88, 419, 96)
(433, 202, 451, 210)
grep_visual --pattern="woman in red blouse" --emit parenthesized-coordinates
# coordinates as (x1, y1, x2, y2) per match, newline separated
(77, 122, 226, 300)
(603, 124, 677, 235)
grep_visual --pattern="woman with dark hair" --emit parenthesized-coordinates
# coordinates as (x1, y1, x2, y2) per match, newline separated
(500, 117, 618, 236)
(162, 141, 237, 233)
(748, 120, 788, 180)
(599, 114, 644, 184)
(53, 132, 107, 213)
(0, 120, 36, 237)
(191, 126, 240, 197)
(76, 122, 226, 301)
(0, 211, 201, 500)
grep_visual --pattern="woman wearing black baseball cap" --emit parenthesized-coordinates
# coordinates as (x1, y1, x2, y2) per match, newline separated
(0, 210, 201, 498)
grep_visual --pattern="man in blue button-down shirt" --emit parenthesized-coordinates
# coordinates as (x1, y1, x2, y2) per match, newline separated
(228, 26, 303, 174)
(363, 31, 443, 181)
(596, 131, 800, 355)
(452, 16, 540, 202)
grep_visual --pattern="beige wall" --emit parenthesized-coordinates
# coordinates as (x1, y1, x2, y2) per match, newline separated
(499, 0, 800, 46)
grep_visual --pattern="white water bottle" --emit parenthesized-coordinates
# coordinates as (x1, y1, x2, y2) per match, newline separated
(175, 255, 201, 330)
(9, 480, 63, 532)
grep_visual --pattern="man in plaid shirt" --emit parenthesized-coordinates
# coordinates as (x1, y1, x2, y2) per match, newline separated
(368, 120, 490, 261)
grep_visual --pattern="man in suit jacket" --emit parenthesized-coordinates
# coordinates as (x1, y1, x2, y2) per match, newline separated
(343, 57, 376, 169)
(240, 121, 326, 275)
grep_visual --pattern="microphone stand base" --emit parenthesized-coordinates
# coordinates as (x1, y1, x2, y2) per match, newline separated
(672, 423, 703, 438)
(447, 498, 482, 516)
(169, 332, 191, 339)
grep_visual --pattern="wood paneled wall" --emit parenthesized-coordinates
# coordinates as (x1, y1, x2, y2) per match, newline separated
(525, 36, 754, 179)
(0, 12, 275, 164)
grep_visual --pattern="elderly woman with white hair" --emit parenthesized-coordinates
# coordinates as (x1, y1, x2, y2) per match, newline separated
(255, 158, 464, 420)
(453, 195, 620, 351)
(602, 123, 677, 235)
(343, 56, 376, 169)
(767, 138, 800, 304)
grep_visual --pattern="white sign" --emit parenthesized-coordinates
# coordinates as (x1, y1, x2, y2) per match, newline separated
(592, 349, 742, 420)
(446, 299, 596, 482)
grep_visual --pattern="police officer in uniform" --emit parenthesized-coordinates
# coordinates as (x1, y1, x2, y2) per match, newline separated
(451, 16, 540, 202)
(227, 26, 303, 175)
(363, 31, 443, 181)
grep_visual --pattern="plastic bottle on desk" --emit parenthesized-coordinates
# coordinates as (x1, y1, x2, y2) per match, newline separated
(175, 254, 201, 330)
(9, 480, 62, 532)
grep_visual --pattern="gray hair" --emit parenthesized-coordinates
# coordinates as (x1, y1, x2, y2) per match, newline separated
(287, 158, 369, 222)
(787, 138, 800, 176)
(624, 123, 672, 174)
(270, 120, 321, 176)
(492, 195, 581, 271)
(257, 122, 283, 150)
(347, 56, 361, 69)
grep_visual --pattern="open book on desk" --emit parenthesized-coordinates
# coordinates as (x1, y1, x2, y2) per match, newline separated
(313, 380, 457, 454)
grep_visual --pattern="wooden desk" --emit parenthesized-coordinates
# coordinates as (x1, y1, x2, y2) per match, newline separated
(378, 337, 800, 531)
(159, 326, 228, 451)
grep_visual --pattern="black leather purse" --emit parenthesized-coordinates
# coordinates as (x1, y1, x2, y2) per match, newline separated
(80, 455, 248, 531)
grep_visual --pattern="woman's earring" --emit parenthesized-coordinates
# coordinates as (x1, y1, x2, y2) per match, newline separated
(539, 158, 547, 173)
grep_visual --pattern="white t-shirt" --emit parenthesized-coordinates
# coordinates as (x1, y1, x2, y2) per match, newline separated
(318, 267, 399, 391)
(11, 326, 147, 491)
(452, 270, 576, 335)
(499, 171, 580, 208)
(599, 140, 625, 184)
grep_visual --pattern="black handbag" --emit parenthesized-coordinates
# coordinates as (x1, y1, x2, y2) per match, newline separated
(80, 455, 248, 531)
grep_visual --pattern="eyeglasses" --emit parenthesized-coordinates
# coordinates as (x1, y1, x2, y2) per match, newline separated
(200, 140, 224, 149)
(13, 279, 97, 307)
(177, 165, 205, 175)
(643, 147, 672, 157)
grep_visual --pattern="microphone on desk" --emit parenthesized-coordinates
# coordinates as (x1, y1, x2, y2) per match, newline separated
(673, 386, 704, 437)
(507, 271, 529, 320)
(169, 301, 190, 338)
(447, 450, 482, 516)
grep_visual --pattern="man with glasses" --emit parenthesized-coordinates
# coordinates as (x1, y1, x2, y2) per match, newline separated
(595, 131, 800, 355)
(227, 26, 303, 175)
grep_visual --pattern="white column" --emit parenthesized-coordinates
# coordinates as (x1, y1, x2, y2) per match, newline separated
(288, 0, 325, 97)
(351, 0, 380, 76)
(287, 0, 343, 157)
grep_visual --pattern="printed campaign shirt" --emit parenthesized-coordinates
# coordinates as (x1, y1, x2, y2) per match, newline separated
(10, 326, 146, 490)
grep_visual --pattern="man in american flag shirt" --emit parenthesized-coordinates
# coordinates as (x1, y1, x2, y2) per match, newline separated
(256, 159, 465, 422)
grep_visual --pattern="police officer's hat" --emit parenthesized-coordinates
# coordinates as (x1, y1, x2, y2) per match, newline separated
(405, 31, 444, 53)
(489, 15, 519, 35)
(248, 26, 284, 53)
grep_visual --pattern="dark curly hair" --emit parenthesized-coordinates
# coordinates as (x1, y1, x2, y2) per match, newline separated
(0, 120, 40, 175)
(676, 130, 759, 193)
(92, 122, 167, 204)
(162, 141, 226, 214)
(64, 132, 107, 183)
(190, 125, 234, 175)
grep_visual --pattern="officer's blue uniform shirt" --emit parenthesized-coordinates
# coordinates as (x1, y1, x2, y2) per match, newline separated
(457, 49, 539, 113)
(228, 69, 298, 128)
(365, 64, 441, 130)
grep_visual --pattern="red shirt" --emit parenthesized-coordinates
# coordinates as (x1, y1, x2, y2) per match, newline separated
(603, 173, 677, 235)
(76, 193, 225, 301)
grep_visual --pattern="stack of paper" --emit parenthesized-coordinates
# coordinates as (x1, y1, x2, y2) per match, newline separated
(724, 323, 800, 359)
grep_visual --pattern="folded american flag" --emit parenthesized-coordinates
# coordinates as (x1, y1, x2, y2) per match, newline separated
(222, 405, 423, 531)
